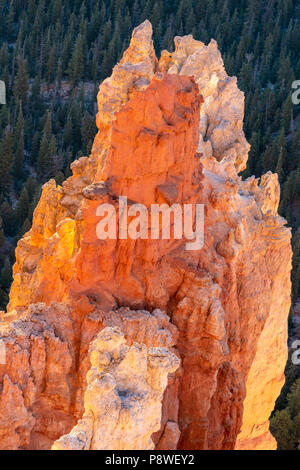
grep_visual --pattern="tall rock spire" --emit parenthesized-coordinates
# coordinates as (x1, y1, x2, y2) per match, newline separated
(0, 22, 292, 450)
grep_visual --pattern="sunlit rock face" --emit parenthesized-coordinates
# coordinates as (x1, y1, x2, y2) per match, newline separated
(0, 21, 292, 450)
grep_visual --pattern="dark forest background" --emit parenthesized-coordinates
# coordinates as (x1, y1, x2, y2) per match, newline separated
(0, 0, 300, 449)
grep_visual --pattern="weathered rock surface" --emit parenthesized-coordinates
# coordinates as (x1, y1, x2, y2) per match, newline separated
(158, 34, 250, 173)
(0, 303, 177, 449)
(52, 327, 179, 450)
(0, 21, 292, 450)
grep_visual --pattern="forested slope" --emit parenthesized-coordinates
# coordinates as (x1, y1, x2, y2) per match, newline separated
(0, 0, 300, 447)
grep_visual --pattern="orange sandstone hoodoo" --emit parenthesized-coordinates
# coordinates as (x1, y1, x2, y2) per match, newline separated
(0, 21, 292, 450)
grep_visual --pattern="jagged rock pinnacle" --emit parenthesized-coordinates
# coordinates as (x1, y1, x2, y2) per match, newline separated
(0, 22, 292, 451)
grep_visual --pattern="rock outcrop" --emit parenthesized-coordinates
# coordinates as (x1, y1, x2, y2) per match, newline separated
(52, 327, 179, 450)
(0, 303, 177, 449)
(0, 21, 292, 450)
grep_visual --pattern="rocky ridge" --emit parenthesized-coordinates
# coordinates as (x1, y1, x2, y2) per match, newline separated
(52, 327, 179, 450)
(0, 21, 292, 450)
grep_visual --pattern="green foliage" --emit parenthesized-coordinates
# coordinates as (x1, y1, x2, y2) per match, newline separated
(0, 256, 11, 290)
(0, 8, 300, 446)
(0, 127, 14, 192)
(271, 376, 300, 450)
(14, 57, 29, 103)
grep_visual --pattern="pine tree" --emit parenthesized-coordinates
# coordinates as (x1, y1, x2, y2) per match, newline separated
(81, 110, 96, 154)
(276, 148, 285, 183)
(281, 95, 293, 134)
(68, 34, 84, 86)
(0, 127, 14, 192)
(0, 201, 15, 236)
(0, 43, 8, 71)
(14, 103, 25, 179)
(19, 218, 31, 237)
(46, 45, 56, 83)
(63, 115, 73, 148)
(31, 131, 40, 164)
(15, 187, 29, 226)
(48, 134, 58, 177)
(31, 75, 42, 111)
(270, 409, 294, 450)
(37, 112, 52, 179)
(0, 257, 11, 290)
(292, 121, 300, 157)
(6, 1, 15, 42)
(55, 170, 65, 186)
(276, 127, 288, 182)
(14, 57, 29, 103)
(270, 376, 300, 450)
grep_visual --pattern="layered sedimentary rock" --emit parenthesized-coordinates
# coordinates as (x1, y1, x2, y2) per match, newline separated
(52, 327, 179, 450)
(0, 21, 292, 450)
(0, 303, 177, 449)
